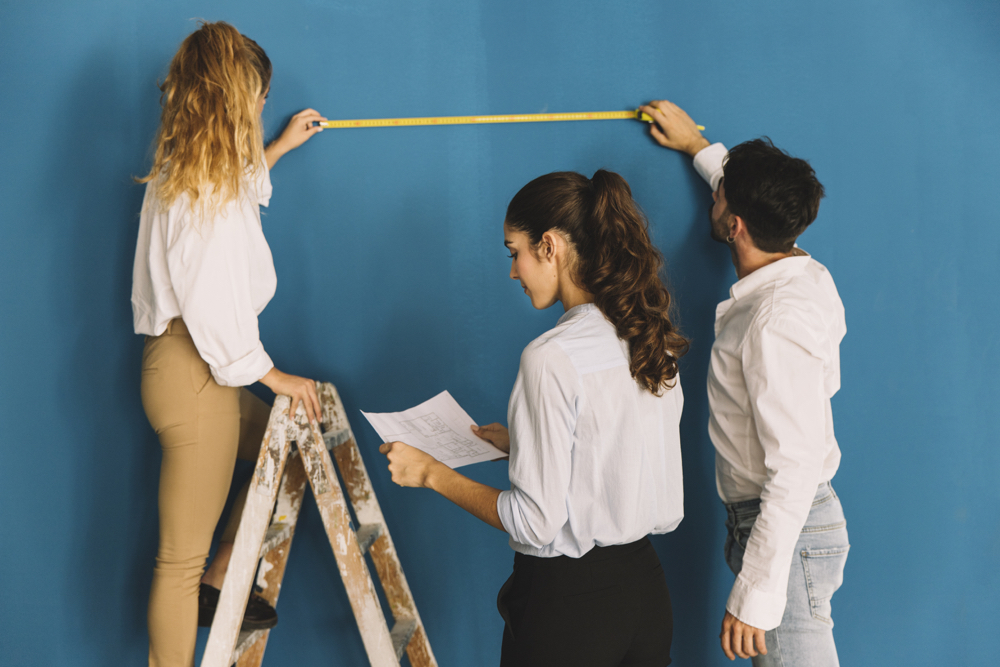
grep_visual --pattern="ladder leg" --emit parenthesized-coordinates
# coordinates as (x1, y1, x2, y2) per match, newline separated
(235, 447, 309, 667)
(298, 420, 399, 666)
(201, 400, 293, 667)
(319, 383, 438, 667)
(333, 437, 438, 667)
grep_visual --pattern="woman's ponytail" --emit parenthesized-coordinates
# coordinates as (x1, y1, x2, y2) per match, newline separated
(505, 169, 689, 394)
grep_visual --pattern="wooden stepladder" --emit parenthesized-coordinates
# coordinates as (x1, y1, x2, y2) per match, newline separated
(201, 382, 437, 667)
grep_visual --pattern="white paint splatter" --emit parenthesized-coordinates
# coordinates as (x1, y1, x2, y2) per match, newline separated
(256, 559, 274, 589)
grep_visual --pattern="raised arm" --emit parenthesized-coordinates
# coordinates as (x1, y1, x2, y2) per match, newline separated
(641, 100, 728, 192)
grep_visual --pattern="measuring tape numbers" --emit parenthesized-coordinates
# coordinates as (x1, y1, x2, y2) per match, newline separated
(317, 109, 704, 131)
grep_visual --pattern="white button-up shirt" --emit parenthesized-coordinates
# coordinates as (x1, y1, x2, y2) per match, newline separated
(496, 303, 685, 558)
(695, 144, 847, 630)
(132, 166, 276, 387)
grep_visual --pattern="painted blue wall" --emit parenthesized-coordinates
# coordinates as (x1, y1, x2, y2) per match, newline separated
(1, 1, 997, 665)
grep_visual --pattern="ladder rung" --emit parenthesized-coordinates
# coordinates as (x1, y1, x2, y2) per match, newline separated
(322, 426, 353, 449)
(230, 629, 267, 665)
(389, 617, 417, 660)
(355, 523, 382, 554)
(259, 522, 293, 559)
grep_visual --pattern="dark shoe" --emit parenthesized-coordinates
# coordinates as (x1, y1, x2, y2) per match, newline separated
(198, 583, 278, 631)
(241, 590, 279, 631)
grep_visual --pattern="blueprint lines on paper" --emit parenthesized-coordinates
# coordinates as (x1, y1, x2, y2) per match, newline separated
(361, 391, 505, 468)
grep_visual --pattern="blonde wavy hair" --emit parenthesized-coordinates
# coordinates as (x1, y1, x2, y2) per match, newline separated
(137, 21, 270, 215)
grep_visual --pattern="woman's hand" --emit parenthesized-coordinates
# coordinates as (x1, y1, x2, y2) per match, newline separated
(379, 442, 443, 488)
(472, 423, 510, 454)
(639, 100, 711, 157)
(265, 108, 328, 168)
(259, 367, 322, 424)
(380, 442, 505, 530)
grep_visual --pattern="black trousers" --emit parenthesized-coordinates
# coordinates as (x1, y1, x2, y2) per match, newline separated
(497, 537, 673, 667)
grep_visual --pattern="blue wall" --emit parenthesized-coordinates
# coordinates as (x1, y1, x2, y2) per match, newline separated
(1, 1, 998, 665)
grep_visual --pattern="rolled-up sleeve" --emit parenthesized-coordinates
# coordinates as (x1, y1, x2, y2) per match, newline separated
(165, 207, 273, 387)
(693, 142, 728, 192)
(496, 342, 580, 549)
(727, 315, 828, 629)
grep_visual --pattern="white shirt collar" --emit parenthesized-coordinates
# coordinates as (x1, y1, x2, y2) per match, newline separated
(730, 252, 811, 301)
(557, 302, 598, 325)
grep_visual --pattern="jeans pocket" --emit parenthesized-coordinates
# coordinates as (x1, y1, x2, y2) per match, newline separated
(734, 516, 756, 549)
(800, 544, 850, 624)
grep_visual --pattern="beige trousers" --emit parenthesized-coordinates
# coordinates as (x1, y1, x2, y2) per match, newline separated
(140, 319, 271, 667)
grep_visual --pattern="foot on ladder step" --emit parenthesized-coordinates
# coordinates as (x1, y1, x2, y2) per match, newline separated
(197, 583, 278, 631)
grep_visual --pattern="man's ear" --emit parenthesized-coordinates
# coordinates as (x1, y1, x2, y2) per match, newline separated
(731, 215, 746, 240)
(731, 215, 761, 251)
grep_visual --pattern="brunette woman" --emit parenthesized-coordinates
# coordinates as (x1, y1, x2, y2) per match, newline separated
(380, 170, 689, 666)
(133, 22, 325, 667)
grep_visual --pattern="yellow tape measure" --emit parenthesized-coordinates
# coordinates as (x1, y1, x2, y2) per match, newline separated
(317, 108, 705, 131)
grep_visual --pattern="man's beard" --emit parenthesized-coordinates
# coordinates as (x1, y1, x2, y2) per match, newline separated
(709, 206, 729, 244)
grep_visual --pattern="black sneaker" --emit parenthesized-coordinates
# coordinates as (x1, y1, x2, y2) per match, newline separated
(198, 583, 278, 631)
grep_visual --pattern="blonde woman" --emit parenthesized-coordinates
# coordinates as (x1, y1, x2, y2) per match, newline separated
(132, 22, 325, 667)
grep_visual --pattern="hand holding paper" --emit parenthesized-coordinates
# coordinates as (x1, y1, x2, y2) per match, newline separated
(362, 391, 506, 468)
(471, 423, 510, 456)
(378, 441, 440, 487)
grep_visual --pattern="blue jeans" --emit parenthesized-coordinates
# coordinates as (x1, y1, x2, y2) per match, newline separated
(724, 482, 849, 667)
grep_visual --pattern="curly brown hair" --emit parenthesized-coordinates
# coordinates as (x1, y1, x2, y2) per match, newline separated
(505, 170, 689, 394)
(136, 22, 269, 218)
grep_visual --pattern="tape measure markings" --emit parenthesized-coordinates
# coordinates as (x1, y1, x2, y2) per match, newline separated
(317, 109, 705, 130)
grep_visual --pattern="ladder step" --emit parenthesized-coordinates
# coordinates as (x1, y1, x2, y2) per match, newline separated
(259, 522, 293, 559)
(322, 426, 352, 449)
(355, 523, 382, 554)
(389, 617, 417, 660)
(231, 629, 267, 665)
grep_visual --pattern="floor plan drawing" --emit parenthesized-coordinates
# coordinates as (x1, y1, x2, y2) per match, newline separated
(399, 413, 494, 460)
(361, 391, 506, 468)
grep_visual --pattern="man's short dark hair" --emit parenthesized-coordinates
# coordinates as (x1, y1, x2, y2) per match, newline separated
(722, 138, 825, 253)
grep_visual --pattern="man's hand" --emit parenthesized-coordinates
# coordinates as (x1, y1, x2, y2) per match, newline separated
(640, 100, 711, 157)
(472, 423, 510, 455)
(720, 611, 767, 661)
(379, 441, 442, 488)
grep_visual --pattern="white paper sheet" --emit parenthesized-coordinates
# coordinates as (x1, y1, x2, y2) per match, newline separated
(361, 390, 505, 468)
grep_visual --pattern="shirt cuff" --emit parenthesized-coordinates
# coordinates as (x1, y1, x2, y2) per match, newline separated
(257, 161, 273, 207)
(497, 489, 552, 549)
(726, 574, 787, 631)
(692, 142, 728, 191)
(496, 490, 516, 538)
(209, 343, 274, 387)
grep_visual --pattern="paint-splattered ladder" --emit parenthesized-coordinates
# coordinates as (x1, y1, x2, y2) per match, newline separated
(200, 382, 437, 667)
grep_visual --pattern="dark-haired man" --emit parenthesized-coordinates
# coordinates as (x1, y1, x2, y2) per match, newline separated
(641, 100, 849, 666)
